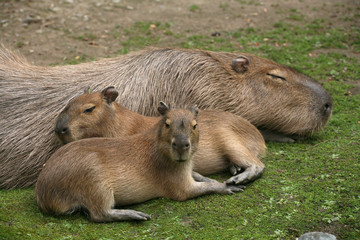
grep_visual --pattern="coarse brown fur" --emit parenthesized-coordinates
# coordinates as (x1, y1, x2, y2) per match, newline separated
(56, 87, 266, 185)
(0, 46, 332, 188)
(35, 103, 245, 222)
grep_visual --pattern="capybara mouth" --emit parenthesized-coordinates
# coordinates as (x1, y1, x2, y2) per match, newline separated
(176, 158, 187, 163)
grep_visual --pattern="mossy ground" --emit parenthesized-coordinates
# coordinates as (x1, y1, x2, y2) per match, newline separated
(1, 3, 359, 240)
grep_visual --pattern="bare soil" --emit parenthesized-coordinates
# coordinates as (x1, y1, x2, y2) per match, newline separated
(1, 0, 358, 66)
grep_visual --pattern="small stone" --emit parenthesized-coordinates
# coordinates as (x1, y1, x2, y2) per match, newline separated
(211, 32, 221, 37)
(298, 232, 336, 240)
(51, 7, 61, 12)
(22, 17, 41, 24)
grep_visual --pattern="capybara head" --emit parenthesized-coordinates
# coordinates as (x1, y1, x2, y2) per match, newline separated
(156, 102, 199, 163)
(228, 53, 333, 135)
(55, 86, 119, 144)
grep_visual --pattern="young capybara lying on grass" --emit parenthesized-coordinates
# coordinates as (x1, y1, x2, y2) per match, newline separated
(35, 102, 245, 222)
(0, 47, 332, 188)
(55, 86, 266, 185)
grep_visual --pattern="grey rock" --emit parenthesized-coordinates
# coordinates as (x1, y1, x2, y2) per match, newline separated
(298, 232, 336, 240)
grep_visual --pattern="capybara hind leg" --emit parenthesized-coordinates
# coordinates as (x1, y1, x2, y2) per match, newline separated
(225, 147, 265, 185)
(225, 164, 264, 185)
(90, 209, 151, 222)
(260, 129, 295, 143)
(85, 187, 151, 222)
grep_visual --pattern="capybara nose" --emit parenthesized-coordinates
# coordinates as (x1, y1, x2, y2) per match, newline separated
(55, 114, 70, 136)
(323, 102, 332, 115)
(307, 80, 333, 119)
(172, 136, 190, 153)
(320, 91, 333, 119)
(55, 126, 68, 135)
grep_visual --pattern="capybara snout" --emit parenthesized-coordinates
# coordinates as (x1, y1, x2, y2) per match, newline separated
(302, 78, 333, 122)
(55, 114, 70, 142)
(172, 135, 191, 153)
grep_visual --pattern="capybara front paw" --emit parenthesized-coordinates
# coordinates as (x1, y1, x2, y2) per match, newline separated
(225, 174, 249, 185)
(226, 185, 246, 194)
(123, 210, 151, 221)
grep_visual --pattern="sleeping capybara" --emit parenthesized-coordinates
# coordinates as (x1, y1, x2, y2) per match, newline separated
(35, 102, 245, 222)
(0, 47, 332, 188)
(55, 86, 266, 185)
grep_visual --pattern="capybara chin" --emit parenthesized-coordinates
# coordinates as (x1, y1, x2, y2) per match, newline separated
(35, 102, 245, 222)
(0, 47, 332, 188)
(56, 86, 266, 186)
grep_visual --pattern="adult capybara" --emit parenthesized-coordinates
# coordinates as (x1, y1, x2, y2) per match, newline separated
(55, 86, 266, 185)
(0, 47, 332, 188)
(35, 102, 245, 222)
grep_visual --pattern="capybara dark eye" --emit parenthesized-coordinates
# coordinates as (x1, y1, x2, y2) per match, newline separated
(267, 73, 287, 82)
(83, 106, 95, 113)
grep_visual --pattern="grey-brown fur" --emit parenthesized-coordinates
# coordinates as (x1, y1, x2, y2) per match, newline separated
(0, 47, 332, 188)
(56, 87, 266, 185)
(35, 103, 245, 222)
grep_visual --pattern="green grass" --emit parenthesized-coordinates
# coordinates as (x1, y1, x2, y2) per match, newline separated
(189, 4, 200, 12)
(118, 21, 173, 55)
(1, 10, 360, 240)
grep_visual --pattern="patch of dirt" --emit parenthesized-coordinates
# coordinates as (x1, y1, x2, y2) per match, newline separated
(345, 80, 360, 95)
(1, 0, 358, 66)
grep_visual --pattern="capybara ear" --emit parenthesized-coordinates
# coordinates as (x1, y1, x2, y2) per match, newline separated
(231, 56, 250, 73)
(101, 86, 119, 104)
(191, 105, 199, 119)
(158, 101, 170, 116)
(84, 86, 91, 94)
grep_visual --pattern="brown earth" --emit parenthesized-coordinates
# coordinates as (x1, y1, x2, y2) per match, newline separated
(1, 0, 358, 64)
(1, 0, 359, 93)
